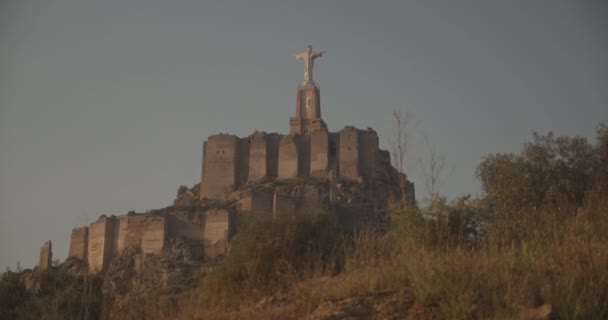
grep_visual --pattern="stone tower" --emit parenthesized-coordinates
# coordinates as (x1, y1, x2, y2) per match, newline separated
(290, 83, 327, 135)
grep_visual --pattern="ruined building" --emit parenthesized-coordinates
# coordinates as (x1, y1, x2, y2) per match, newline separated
(55, 47, 414, 273)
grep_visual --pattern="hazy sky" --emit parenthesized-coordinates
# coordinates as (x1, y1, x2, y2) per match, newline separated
(1, 0, 606, 270)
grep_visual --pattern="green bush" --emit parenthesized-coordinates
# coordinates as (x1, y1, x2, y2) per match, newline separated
(184, 212, 345, 311)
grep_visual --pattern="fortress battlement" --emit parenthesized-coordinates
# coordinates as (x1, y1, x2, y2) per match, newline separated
(54, 47, 415, 274)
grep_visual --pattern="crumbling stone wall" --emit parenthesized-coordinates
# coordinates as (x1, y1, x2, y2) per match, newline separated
(237, 137, 250, 186)
(111, 216, 128, 256)
(122, 215, 147, 250)
(237, 188, 274, 215)
(359, 128, 378, 179)
(167, 212, 205, 245)
(248, 132, 268, 181)
(339, 127, 360, 181)
(203, 209, 232, 258)
(266, 133, 282, 177)
(298, 135, 311, 177)
(88, 216, 114, 273)
(141, 216, 166, 255)
(166, 211, 207, 259)
(39, 241, 52, 271)
(68, 227, 88, 261)
(310, 128, 329, 178)
(273, 191, 297, 217)
(278, 134, 300, 179)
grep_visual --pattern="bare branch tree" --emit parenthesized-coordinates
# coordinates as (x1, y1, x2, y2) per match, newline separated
(418, 133, 447, 212)
(391, 110, 414, 207)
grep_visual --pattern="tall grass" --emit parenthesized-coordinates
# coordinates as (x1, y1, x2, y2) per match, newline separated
(180, 199, 608, 319)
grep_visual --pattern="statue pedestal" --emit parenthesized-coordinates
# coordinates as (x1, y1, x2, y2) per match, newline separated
(290, 83, 326, 135)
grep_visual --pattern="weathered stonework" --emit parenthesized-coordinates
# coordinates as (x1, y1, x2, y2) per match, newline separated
(39, 241, 52, 272)
(88, 216, 114, 273)
(68, 209, 237, 273)
(278, 134, 300, 179)
(203, 209, 232, 258)
(359, 128, 378, 179)
(290, 83, 326, 135)
(273, 191, 297, 217)
(339, 127, 360, 181)
(60, 50, 416, 275)
(310, 128, 329, 178)
(198, 69, 415, 200)
(248, 132, 269, 181)
(201, 134, 239, 199)
(69, 227, 88, 261)
(141, 216, 166, 255)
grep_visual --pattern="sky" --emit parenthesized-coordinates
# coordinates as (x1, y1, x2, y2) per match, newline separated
(1, 0, 607, 270)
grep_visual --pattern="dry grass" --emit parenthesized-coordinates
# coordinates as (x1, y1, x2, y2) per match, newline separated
(178, 202, 608, 319)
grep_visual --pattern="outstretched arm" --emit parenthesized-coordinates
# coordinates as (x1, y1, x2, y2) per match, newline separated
(312, 50, 326, 58)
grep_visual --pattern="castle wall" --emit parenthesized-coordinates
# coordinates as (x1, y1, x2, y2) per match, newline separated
(87, 216, 115, 273)
(251, 189, 274, 215)
(237, 195, 252, 214)
(278, 134, 299, 178)
(141, 216, 166, 255)
(359, 129, 378, 178)
(310, 128, 329, 178)
(300, 185, 326, 215)
(204, 209, 231, 258)
(248, 132, 268, 181)
(111, 216, 128, 256)
(200, 141, 207, 198)
(236, 189, 274, 215)
(338, 127, 360, 181)
(168, 212, 205, 244)
(299, 135, 311, 177)
(273, 191, 296, 217)
(201, 134, 239, 199)
(68, 227, 88, 261)
(266, 134, 282, 177)
(237, 137, 250, 186)
(123, 215, 147, 249)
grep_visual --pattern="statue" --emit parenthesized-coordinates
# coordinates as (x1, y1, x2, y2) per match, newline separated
(295, 45, 325, 84)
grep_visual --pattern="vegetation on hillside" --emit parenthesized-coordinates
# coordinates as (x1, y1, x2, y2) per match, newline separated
(0, 263, 103, 320)
(1, 122, 606, 319)
(179, 122, 608, 319)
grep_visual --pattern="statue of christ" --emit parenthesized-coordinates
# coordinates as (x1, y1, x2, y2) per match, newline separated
(295, 45, 325, 84)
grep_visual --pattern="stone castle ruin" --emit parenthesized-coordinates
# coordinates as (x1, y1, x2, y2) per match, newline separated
(52, 47, 414, 273)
